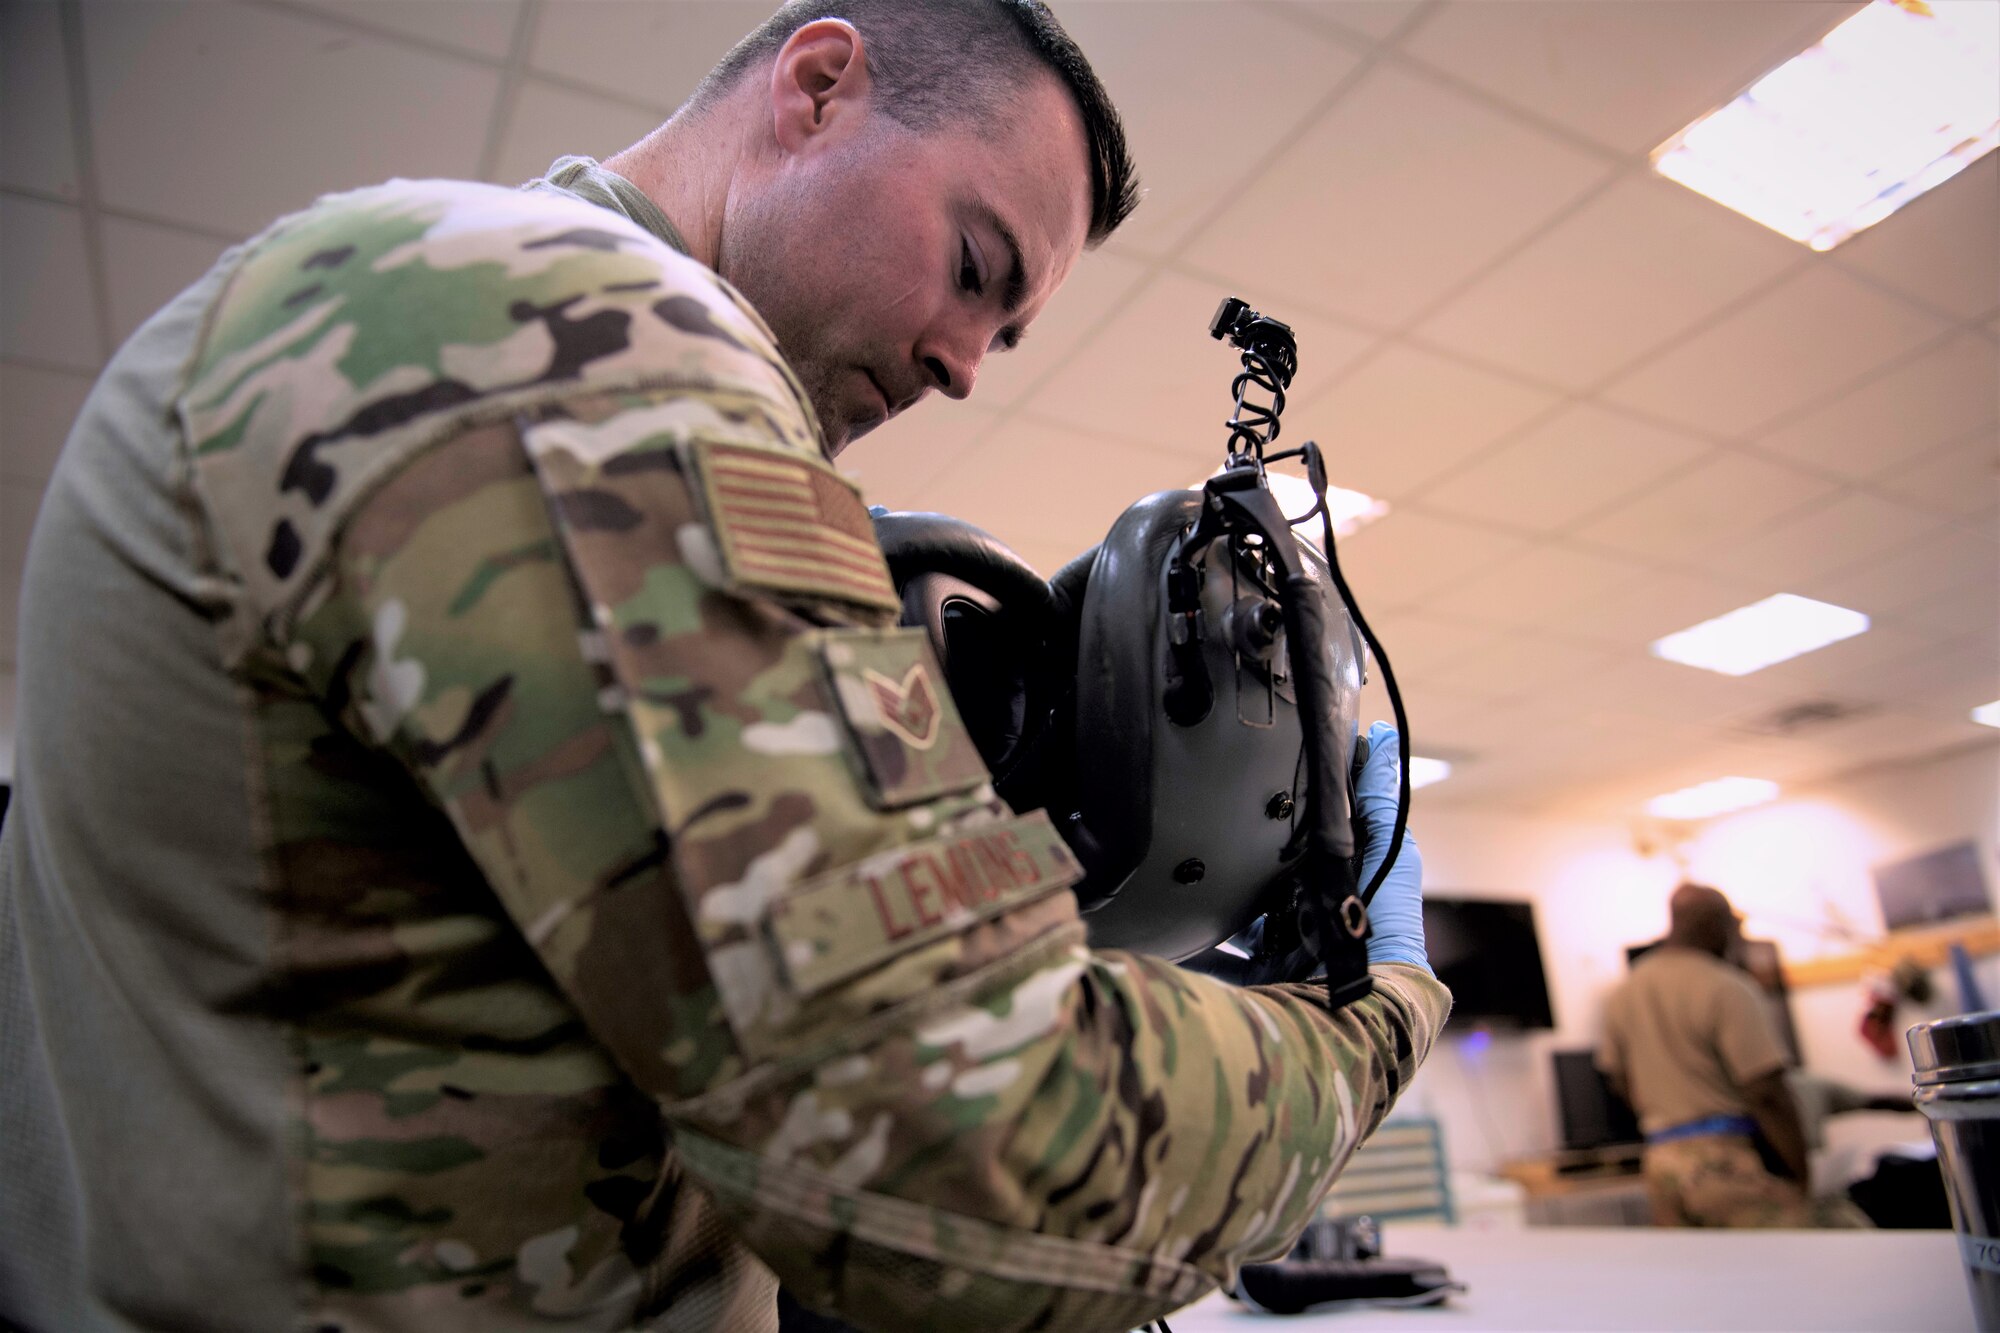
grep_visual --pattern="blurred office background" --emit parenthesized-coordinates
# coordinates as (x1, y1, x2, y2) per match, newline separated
(2, 0, 1995, 1218)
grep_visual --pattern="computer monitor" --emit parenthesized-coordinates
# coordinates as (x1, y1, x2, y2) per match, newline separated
(1422, 896, 1556, 1029)
(1552, 1049, 1641, 1151)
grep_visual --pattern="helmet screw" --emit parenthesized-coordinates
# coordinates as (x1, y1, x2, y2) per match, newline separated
(1265, 791, 1295, 820)
(1172, 858, 1206, 884)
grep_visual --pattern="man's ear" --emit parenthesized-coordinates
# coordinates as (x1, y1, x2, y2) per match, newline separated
(769, 19, 871, 154)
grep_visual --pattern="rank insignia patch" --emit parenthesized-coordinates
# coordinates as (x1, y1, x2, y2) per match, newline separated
(865, 663, 940, 750)
(689, 440, 900, 612)
(819, 628, 987, 809)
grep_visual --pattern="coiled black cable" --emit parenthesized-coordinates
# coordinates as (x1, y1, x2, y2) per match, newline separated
(1223, 337, 1294, 467)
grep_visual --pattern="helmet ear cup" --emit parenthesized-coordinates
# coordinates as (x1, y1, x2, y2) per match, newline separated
(872, 511, 1055, 622)
(1067, 490, 1204, 908)
(871, 511, 1057, 792)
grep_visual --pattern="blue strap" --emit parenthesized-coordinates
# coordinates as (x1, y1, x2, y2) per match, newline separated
(1647, 1113, 1759, 1144)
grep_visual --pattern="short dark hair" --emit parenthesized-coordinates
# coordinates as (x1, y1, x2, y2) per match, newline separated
(692, 0, 1139, 244)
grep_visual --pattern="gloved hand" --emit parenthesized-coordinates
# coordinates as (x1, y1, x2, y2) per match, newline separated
(1355, 721, 1428, 973)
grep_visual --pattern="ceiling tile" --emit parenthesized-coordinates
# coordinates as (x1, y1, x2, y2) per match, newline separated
(1180, 63, 1613, 330)
(1789, 635, 1997, 717)
(1305, 343, 1561, 501)
(1562, 567, 1771, 648)
(530, 1, 771, 111)
(1798, 523, 1996, 627)
(972, 246, 1152, 411)
(1335, 510, 1530, 610)
(1399, 0, 1862, 156)
(1557, 653, 1798, 729)
(1873, 430, 2000, 520)
(1, 1, 78, 199)
(1418, 542, 1654, 634)
(1942, 608, 2000, 667)
(1417, 402, 1713, 534)
(1568, 449, 1839, 564)
(1357, 611, 1510, 682)
(1600, 265, 1950, 438)
(1367, 678, 1535, 759)
(1394, 695, 1543, 765)
(920, 418, 1198, 573)
(1692, 490, 1943, 588)
(837, 401, 1003, 513)
(1414, 173, 1803, 391)
(0, 195, 100, 372)
(488, 78, 664, 188)
(1424, 629, 1624, 704)
(1023, 270, 1375, 467)
(1755, 333, 1999, 479)
(1891, 569, 1999, 642)
(0, 479, 48, 585)
(100, 218, 229, 346)
(0, 363, 92, 486)
(1832, 154, 2000, 322)
(1270, 1, 1428, 45)
(283, 0, 526, 60)
(1742, 620, 1952, 701)
(1053, 4, 1363, 257)
(1747, 708, 1991, 781)
(86, 1, 501, 235)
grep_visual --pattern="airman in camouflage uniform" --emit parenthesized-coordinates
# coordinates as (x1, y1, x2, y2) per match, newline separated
(0, 5, 1448, 1331)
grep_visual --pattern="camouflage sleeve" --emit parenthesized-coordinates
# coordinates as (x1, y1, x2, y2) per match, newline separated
(281, 394, 1448, 1330)
(188, 179, 1449, 1333)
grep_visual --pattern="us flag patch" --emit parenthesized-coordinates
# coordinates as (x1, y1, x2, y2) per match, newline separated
(691, 441, 899, 612)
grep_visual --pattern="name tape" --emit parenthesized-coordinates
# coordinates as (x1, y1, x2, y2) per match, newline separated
(767, 811, 1078, 996)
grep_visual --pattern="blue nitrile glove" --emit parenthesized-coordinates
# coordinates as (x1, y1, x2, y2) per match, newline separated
(1356, 721, 1428, 973)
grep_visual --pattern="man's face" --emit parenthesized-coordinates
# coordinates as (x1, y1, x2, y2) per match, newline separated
(721, 72, 1093, 455)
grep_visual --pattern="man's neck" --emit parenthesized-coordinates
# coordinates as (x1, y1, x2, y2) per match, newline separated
(604, 115, 737, 271)
(1662, 936, 1723, 958)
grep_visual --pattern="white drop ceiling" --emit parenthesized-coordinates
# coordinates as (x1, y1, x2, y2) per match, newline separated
(1, 0, 1995, 821)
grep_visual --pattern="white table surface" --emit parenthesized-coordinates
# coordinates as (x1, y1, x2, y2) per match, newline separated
(1166, 1225, 1976, 1332)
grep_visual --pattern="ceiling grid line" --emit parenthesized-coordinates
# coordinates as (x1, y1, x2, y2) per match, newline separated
(475, 0, 547, 185)
(1256, 0, 1447, 57)
(243, 0, 682, 128)
(1728, 326, 1994, 446)
(0, 184, 244, 250)
(1829, 254, 2000, 330)
(55, 0, 115, 364)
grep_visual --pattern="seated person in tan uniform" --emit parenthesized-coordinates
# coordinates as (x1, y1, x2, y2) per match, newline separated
(1598, 884, 1865, 1228)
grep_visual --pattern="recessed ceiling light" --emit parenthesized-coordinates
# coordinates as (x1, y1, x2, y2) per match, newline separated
(1409, 756, 1453, 789)
(1651, 0, 1999, 251)
(1647, 777, 1781, 820)
(1652, 593, 1870, 676)
(1222, 469, 1390, 543)
(1974, 699, 2000, 728)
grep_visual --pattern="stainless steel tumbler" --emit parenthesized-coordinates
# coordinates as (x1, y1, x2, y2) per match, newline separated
(1910, 1010, 2000, 1332)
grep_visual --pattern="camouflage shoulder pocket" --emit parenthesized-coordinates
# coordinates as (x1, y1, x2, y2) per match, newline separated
(816, 628, 987, 810)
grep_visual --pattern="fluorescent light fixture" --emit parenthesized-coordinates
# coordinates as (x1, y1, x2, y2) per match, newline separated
(1225, 470, 1389, 543)
(1974, 699, 2000, 728)
(1647, 777, 1781, 820)
(1651, 593, 1870, 676)
(1409, 756, 1453, 789)
(1651, 0, 2000, 251)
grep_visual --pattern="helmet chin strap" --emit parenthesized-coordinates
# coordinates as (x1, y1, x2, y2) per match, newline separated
(1171, 467, 1372, 1010)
